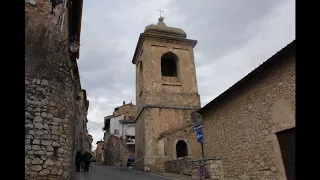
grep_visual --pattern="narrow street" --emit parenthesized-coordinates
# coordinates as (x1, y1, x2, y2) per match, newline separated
(72, 163, 184, 180)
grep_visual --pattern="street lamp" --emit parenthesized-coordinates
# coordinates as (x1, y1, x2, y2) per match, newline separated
(59, 36, 81, 53)
(69, 40, 80, 53)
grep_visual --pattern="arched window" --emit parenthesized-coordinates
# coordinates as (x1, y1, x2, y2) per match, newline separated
(161, 52, 178, 77)
(176, 140, 188, 158)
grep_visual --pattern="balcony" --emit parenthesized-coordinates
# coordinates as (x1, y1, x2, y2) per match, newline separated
(126, 139, 135, 145)
(125, 135, 135, 145)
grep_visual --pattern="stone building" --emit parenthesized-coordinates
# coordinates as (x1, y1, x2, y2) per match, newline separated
(91, 150, 96, 160)
(113, 101, 136, 117)
(131, 17, 201, 172)
(96, 141, 104, 162)
(197, 40, 295, 180)
(73, 89, 90, 157)
(102, 102, 136, 166)
(103, 115, 135, 166)
(88, 134, 93, 152)
(25, 0, 84, 179)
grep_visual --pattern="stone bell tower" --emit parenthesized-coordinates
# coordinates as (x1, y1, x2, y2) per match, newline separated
(132, 17, 201, 172)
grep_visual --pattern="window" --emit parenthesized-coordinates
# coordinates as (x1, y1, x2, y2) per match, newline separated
(161, 52, 178, 77)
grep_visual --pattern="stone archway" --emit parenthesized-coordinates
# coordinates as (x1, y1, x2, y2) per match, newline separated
(267, 98, 295, 180)
(176, 140, 188, 158)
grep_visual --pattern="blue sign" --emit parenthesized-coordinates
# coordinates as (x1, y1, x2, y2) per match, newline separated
(199, 166, 207, 178)
(192, 124, 203, 132)
(196, 130, 204, 143)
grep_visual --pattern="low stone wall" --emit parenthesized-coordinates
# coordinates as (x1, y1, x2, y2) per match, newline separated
(105, 136, 135, 166)
(191, 158, 224, 180)
(164, 157, 193, 176)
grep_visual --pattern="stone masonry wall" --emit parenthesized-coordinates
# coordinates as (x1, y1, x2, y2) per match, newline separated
(164, 157, 193, 176)
(104, 135, 135, 166)
(164, 157, 224, 179)
(201, 47, 295, 180)
(114, 103, 136, 117)
(25, 1, 80, 180)
(191, 158, 224, 180)
(25, 78, 77, 180)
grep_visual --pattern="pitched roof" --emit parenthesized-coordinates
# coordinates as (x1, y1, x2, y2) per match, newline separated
(197, 40, 295, 114)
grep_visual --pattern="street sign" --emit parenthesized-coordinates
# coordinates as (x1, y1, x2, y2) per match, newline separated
(191, 112, 202, 125)
(192, 124, 203, 132)
(196, 130, 204, 143)
(199, 166, 207, 179)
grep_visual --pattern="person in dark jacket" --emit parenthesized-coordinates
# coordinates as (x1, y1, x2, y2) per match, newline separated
(75, 151, 82, 172)
(82, 151, 92, 172)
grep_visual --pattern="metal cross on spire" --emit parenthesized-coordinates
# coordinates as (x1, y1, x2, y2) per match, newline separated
(156, 8, 164, 18)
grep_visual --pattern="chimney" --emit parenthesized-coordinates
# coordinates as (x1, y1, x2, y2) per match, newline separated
(123, 101, 125, 105)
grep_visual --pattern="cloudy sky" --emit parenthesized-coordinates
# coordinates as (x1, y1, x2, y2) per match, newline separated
(77, 0, 295, 150)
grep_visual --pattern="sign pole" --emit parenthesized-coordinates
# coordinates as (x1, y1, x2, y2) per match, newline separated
(201, 141, 204, 165)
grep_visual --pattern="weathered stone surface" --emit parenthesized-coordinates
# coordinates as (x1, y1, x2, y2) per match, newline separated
(41, 112, 48, 117)
(32, 145, 40, 151)
(26, 112, 33, 119)
(52, 142, 60, 147)
(34, 116, 43, 122)
(46, 152, 54, 156)
(25, 124, 34, 129)
(47, 114, 54, 119)
(51, 168, 59, 175)
(44, 159, 55, 166)
(33, 139, 40, 145)
(34, 123, 44, 129)
(41, 140, 52, 146)
(32, 158, 43, 165)
(41, 80, 48, 85)
(53, 117, 62, 123)
(25, 139, 31, 145)
(43, 135, 50, 139)
(34, 150, 45, 155)
(39, 169, 50, 176)
(31, 165, 42, 171)
(54, 161, 61, 166)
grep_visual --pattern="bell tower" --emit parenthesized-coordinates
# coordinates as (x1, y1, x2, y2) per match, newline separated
(132, 17, 201, 172)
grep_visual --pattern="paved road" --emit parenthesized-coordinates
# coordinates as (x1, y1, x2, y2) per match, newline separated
(72, 163, 181, 180)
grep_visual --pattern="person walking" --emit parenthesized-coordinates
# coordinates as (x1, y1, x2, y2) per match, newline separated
(75, 151, 82, 172)
(83, 151, 92, 172)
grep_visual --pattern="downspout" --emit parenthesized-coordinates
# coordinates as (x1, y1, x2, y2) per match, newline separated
(60, 0, 68, 32)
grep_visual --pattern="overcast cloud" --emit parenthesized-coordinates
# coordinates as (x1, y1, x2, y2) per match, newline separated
(77, 0, 295, 150)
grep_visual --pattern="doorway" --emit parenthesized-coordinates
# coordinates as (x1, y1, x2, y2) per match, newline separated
(276, 127, 295, 180)
(176, 140, 188, 158)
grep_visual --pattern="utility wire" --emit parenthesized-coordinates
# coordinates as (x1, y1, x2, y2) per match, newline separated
(87, 120, 103, 127)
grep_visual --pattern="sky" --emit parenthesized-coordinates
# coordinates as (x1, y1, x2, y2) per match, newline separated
(77, 0, 295, 150)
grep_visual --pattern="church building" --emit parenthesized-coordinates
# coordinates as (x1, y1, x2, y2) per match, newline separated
(131, 17, 202, 172)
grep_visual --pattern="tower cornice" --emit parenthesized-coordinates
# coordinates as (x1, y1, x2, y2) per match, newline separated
(132, 33, 198, 64)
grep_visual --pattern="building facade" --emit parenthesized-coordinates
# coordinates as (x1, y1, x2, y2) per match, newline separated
(132, 17, 201, 172)
(25, 0, 84, 179)
(96, 141, 104, 162)
(198, 40, 295, 180)
(88, 134, 93, 152)
(73, 89, 90, 158)
(91, 150, 96, 160)
(102, 102, 136, 166)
